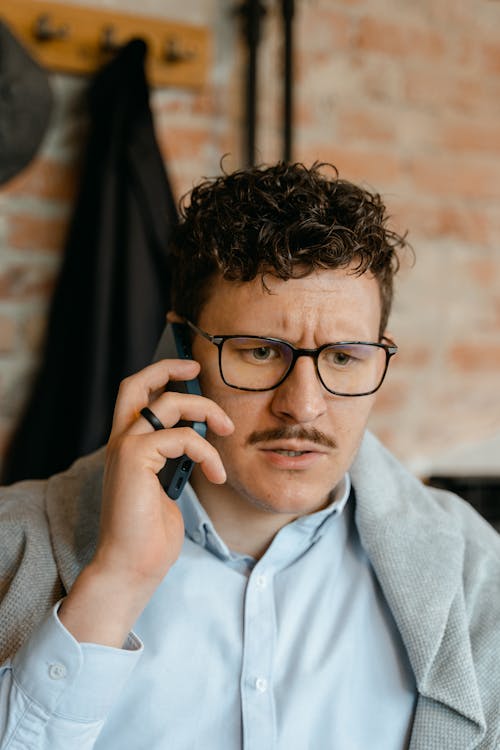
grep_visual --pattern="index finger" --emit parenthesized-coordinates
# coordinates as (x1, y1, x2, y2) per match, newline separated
(111, 359, 201, 436)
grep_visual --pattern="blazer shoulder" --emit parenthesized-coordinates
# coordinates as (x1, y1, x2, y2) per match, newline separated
(0, 476, 48, 516)
(426, 485, 500, 559)
(0, 478, 52, 587)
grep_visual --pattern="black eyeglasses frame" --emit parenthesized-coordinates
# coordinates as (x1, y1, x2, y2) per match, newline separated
(185, 319, 398, 397)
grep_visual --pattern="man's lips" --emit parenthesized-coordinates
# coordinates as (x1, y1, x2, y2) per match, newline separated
(257, 444, 329, 469)
(257, 441, 329, 454)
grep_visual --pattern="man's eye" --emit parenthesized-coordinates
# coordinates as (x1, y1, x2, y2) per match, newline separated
(333, 352, 351, 365)
(234, 343, 283, 363)
(325, 349, 354, 366)
(251, 346, 277, 361)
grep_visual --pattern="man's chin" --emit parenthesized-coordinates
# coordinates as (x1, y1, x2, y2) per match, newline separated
(232, 476, 337, 517)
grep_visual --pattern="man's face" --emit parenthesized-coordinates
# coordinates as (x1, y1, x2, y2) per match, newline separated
(189, 265, 384, 517)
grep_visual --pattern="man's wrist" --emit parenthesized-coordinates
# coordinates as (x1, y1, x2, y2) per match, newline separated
(59, 562, 157, 647)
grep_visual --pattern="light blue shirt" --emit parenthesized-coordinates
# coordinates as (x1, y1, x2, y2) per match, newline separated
(0, 477, 417, 749)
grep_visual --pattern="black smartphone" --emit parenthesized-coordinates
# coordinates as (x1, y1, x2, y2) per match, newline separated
(153, 322, 207, 500)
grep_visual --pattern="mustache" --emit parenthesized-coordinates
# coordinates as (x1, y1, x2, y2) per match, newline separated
(247, 426, 336, 449)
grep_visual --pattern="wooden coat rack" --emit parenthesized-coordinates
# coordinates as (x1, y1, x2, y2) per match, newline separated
(0, 0, 210, 89)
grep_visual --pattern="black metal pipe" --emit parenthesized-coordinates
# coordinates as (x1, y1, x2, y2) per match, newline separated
(282, 0, 294, 163)
(247, 1, 259, 166)
(236, 0, 266, 167)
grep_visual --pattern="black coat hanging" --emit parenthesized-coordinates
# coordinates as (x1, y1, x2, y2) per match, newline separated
(3, 39, 177, 483)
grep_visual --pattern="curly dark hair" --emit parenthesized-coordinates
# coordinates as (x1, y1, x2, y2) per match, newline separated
(170, 161, 409, 336)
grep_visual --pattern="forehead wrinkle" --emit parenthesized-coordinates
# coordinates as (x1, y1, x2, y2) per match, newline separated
(271, 312, 357, 347)
(200, 268, 381, 342)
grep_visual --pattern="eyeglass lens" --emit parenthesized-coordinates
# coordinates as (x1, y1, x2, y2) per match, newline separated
(220, 338, 388, 395)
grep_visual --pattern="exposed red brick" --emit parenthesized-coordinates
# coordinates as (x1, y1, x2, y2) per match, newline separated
(0, 158, 80, 203)
(294, 100, 316, 129)
(494, 298, 500, 326)
(153, 98, 187, 117)
(394, 345, 433, 369)
(323, 0, 363, 5)
(449, 343, 500, 372)
(22, 314, 47, 353)
(153, 89, 216, 119)
(455, 33, 481, 67)
(355, 17, 446, 60)
(213, 132, 240, 164)
(157, 126, 211, 162)
(337, 108, 396, 143)
(481, 41, 500, 74)
(467, 259, 500, 287)
(439, 120, 500, 154)
(356, 57, 403, 103)
(190, 91, 217, 117)
(297, 8, 353, 56)
(7, 215, 69, 253)
(0, 317, 17, 353)
(0, 266, 57, 300)
(404, 68, 493, 115)
(371, 380, 408, 413)
(390, 199, 494, 245)
(297, 145, 402, 185)
(409, 156, 500, 200)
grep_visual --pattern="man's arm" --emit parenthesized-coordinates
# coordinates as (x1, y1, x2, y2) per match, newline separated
(58, 357, 233, 646)
(0, 358, 233, 748)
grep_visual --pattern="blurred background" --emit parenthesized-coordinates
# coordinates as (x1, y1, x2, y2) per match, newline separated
(0, 0, 499, 521)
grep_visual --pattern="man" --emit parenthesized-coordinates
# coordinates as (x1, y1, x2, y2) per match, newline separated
(0, 162, 498, 749)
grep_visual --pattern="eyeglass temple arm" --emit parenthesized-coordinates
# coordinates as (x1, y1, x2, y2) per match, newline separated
(381, 335, 398, 355)
(184, 319, 222, 345)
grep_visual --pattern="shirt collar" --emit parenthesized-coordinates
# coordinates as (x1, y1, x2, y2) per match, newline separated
(178, 474, 351, 564)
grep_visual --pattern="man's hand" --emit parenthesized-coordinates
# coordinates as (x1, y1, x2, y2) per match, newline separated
(59, 358, 234, 647)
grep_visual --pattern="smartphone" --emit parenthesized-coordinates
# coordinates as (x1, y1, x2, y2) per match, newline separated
(153, 322, 207, 500)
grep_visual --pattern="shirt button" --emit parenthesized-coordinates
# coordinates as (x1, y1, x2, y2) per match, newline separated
(256, 574, 267, 589)
(192, 530, 203, 544)
(255, 677, 268, 693)
(48, 663, 67, 680)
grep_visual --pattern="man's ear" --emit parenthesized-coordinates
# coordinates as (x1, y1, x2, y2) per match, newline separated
(152, 314, 184, 363)
(166, 310, 184, 324)
(381, 330, 395, 343)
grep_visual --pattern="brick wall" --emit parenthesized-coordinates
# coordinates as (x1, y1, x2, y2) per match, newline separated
(244, 0, 500, 475)
(0, 0, 499, 477)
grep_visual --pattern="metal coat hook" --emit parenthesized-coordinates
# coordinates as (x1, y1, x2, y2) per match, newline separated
(100, 26, 122, 54)
(33, 13, 70, 42)
(164, 37, 195, 64)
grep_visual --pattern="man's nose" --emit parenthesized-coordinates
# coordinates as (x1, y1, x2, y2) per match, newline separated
(270, 355, 328, 423)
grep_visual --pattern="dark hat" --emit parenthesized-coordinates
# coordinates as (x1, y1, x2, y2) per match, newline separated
(0, 21, 53, 186)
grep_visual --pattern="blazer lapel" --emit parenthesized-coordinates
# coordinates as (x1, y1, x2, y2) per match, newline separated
(351, 432, 486, 748)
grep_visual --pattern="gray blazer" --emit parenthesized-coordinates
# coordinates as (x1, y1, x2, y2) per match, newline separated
(0, 431, 499, 749)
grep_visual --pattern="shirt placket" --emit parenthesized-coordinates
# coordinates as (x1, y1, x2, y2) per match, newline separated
(240, 564, 276, 749)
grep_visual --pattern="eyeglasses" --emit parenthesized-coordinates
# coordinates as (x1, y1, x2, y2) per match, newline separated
(185, 320, 397, 397)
